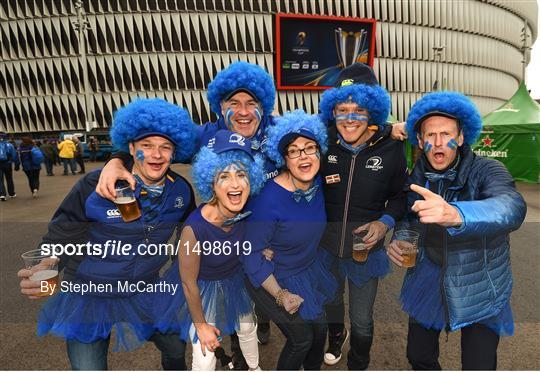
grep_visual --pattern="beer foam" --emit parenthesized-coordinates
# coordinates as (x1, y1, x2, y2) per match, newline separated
(115, 196, 136, 204)
(30, 269, 58, 281)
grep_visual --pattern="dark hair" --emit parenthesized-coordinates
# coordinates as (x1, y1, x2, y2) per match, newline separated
(21, 137, 34, 146)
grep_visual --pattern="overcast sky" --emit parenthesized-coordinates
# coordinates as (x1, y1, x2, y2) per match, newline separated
(525, 1, 540, 98)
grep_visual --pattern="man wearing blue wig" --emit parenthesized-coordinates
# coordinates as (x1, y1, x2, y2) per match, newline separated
(317, 63, 408, 370)
(387, 91, 526, 369)
(18, 98, 198, 370)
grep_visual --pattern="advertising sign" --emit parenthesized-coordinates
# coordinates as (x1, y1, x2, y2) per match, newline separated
(276, 14, 376, 90)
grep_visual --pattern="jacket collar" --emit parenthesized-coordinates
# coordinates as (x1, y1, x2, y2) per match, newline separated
(411, 145, 475, 191)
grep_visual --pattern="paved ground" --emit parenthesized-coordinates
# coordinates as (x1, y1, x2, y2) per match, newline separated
(0, 162, 538, 370)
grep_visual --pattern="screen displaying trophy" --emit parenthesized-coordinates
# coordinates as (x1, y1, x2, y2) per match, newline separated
(276, 14, 376, 90)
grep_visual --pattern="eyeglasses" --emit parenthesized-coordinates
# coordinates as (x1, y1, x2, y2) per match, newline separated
(286, 144, 319, 159)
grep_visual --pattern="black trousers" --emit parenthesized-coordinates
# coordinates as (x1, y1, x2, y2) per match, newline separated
(75, 155, 86, 173)
(245, 278, 327, 370)
(24, 169, 40, 192)
(407, 318, 500, 370)
(0, 162, 15, 196)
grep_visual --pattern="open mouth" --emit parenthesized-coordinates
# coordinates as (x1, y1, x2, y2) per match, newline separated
(298, 163, 312, 173)
(235, 119, 252, 126)
(433, 151, 445, 162)
(148, 162, 164, 171)
(342, 125, 360, 133)
(227, 191, 243, 204)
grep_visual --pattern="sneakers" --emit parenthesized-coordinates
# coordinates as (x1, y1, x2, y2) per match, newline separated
(8, 194, 16, 198)
(32, 189, 38, 198)
(257, 322, 271, 345)
(0, 196, 5, 201)
(324, 329, 349, 366)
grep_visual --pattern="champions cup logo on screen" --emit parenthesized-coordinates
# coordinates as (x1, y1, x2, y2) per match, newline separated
(335, 28, 367, 67)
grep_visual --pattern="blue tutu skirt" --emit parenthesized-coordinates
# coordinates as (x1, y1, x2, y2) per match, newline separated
(37, 283, 155, 351)
(318, 247, 390, 288)
(400, 256, 514, 335)
(278, 256, 338, 321)
(154, 265, 253, 342)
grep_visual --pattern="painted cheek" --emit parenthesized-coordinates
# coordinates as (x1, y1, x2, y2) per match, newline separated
(315, 151, 321, 159)
(254, 108, 262, 123)
(135, 150, 145, 161)
(447, 138, 459, 150)
(225, 108, 234, 129)
(423, 141, 433, 153)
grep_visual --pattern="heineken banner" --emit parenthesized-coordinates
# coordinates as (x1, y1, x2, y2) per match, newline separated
(472, 82, 540, 184)
(473, 132, 540, 183)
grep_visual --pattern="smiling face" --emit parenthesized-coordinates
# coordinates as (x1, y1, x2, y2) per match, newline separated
(221, 92, 262, 139)
(129, 136, 174, 185)
(418, 116, 464, 171)
(213, 163, 250, 215)
(284, 136, 320, 188)
(334, 102, 371, 147)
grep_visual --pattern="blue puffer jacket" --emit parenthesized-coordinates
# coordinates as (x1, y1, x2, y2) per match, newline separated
(399, 145, 526, 331)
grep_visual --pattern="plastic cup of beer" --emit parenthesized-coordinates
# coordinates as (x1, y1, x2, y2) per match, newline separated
(394, 230, 420, 268)
(352, 230, 369, 263)
(114, 184, 141, 222)
(21, 249, 59, 297)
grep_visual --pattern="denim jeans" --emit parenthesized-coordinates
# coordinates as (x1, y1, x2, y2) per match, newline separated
(66, 332, 187, 370)
(245, 278, 327, 370)
(325, 266, 379, 370)
(62, 158, 77, 175)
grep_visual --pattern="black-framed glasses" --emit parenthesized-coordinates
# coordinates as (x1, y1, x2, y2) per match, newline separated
(286, 144, 319, 159)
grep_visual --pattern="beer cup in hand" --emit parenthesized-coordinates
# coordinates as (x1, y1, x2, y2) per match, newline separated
(20, 249, 60, 298)
(114, 184, 141, 222)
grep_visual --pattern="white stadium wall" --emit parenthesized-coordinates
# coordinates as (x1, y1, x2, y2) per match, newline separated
(0, 0, 537, 133)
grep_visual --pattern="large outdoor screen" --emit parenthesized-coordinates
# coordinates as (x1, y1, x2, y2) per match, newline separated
(276, 14, 376, 90)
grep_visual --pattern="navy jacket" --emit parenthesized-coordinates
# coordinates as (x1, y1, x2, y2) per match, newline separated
(399, 145, 526, 330)
(38, 169, 195, 297)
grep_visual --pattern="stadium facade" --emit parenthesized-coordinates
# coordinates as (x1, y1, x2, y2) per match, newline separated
(0, 0, 538, 133)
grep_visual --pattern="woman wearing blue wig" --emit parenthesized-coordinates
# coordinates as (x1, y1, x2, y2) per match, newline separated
(154, 129, 266, 371)
(242, 110, 337, 370)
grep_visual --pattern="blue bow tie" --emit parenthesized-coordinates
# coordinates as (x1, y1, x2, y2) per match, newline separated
(134, 174, 164, 198)
(292, 184, 319, 203)
(424, 169, 457, 183)
(222, 211, 252, 227)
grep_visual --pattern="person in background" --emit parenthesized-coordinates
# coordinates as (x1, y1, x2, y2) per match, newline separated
(0, 131, 20, 201)
(57, 135, 77, 175)
(73, 136, 86, 174)
(40, 139, 56, 176)
(17, 137, 44, 198)
(387, 91, 527, 370)
(88, 136, 99, 162)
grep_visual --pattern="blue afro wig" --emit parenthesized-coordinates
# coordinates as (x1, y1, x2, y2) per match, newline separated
(191, 148, 266, 202)
(207, 61, 276, 116)
(266, 110, 328, 169)
(319, 84, 391, 126)
(406, 91, 483, 145)
(110, 98, 199, 162)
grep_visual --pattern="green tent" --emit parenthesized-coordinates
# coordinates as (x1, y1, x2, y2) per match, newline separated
(472, 82, 540, 183)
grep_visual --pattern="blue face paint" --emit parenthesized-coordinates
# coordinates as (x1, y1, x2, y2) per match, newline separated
(254, 107, 262, 124)
(447, 138, 459, 150)
(135, 150, 145, 161)
(334, 113, 369, 123)
(423, 141, 433, 153)
(225, 108, 234, 129)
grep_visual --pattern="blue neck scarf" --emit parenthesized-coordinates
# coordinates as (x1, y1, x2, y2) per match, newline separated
(133, 174, 165, 198)
(292, 183, 319, 203)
